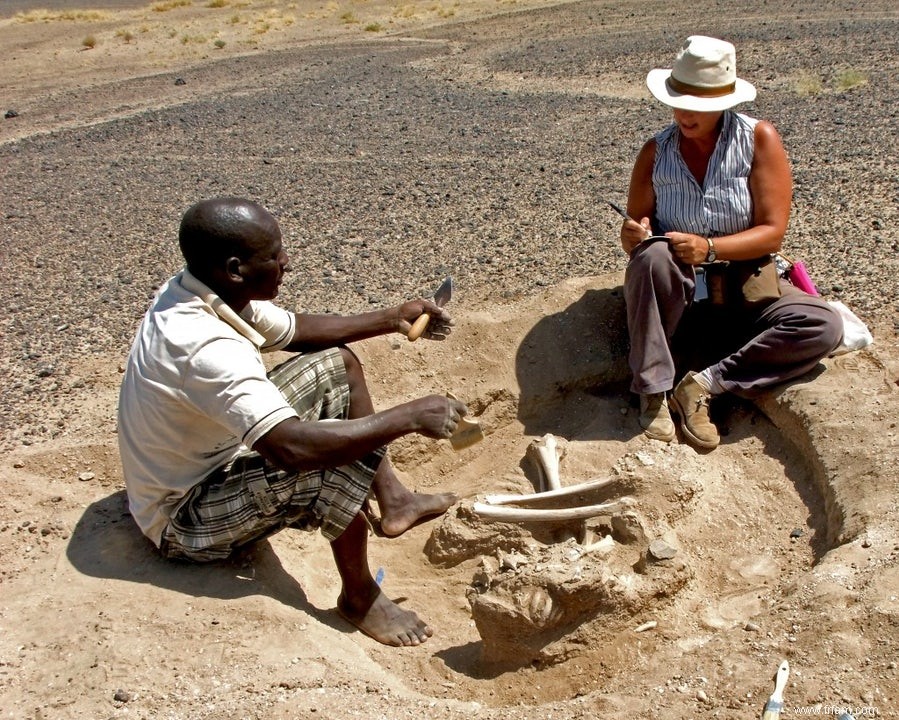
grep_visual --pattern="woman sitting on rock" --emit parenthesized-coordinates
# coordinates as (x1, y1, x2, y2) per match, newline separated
(619, 35, 843, 450)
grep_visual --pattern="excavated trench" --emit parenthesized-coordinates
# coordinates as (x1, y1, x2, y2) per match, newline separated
(374, 278, 869, 706)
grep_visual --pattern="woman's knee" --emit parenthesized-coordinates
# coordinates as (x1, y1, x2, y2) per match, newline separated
(816, 304, 845, 354)
(629, 238, 675, 273)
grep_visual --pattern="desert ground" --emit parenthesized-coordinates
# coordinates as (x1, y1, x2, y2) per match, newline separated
(1, 0, 898, 718)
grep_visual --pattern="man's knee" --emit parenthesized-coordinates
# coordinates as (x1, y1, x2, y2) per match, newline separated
(339, 346, 365, 383)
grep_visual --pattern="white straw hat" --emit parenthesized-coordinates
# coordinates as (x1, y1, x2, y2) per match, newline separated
(646, 35, 756, 111)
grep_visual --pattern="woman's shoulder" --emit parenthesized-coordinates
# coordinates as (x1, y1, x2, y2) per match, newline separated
(652, 123, 677, 151)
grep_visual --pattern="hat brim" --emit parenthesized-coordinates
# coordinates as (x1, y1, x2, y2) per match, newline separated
(646, 69, 756, 111)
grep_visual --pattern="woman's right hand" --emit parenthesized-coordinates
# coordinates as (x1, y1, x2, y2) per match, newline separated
(620, 217, 652, 254)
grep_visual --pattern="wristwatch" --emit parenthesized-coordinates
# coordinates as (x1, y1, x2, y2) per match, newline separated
(705, 237, 717, 263)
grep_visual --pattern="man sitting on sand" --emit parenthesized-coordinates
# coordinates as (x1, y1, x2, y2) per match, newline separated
(117, 196, 467, 647)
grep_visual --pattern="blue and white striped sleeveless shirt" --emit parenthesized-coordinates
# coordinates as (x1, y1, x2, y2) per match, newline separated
(653, 110, 758, 238)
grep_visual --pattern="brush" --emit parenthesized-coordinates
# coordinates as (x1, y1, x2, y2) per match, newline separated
(761, 659, 790, 720)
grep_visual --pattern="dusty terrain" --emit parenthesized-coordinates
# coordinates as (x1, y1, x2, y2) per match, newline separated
(1, 1, 898, 718)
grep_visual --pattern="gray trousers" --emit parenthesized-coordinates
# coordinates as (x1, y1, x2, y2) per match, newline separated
(624, 239, 844, 399)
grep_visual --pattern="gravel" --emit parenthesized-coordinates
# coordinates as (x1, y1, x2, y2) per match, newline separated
(1, 0, 897, 450)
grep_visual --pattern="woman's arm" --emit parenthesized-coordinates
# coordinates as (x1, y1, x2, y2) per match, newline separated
(622, 139, 657, 254)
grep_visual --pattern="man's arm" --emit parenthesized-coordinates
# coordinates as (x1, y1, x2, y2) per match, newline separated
(253, 394, 465, 472)
(284, 300, 452, 353)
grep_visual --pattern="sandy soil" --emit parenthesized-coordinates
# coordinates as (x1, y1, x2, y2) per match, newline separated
(1, 1, 898, 719)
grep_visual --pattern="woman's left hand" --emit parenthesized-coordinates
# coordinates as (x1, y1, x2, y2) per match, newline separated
(667, 232, 710, 266)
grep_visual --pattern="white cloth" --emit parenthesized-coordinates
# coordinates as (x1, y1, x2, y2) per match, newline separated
(117, 269, 297, 545)
(827, 300, 873, 355)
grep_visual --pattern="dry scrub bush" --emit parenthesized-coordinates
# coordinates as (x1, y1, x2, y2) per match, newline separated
(16, 9, 110, 22)
(152, 0, 193, 12)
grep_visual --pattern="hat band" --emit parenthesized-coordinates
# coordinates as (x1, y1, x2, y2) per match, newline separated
(667, 75, 737, 98)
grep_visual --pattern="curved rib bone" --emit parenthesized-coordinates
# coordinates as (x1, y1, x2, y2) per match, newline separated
(472, 497, 632, 523)
(525, 433, 564, 492)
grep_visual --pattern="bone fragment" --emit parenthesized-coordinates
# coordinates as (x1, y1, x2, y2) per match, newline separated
(525, 433, 565, 492)
(581, 534, 616, 556)
(634, 620, 658, 633)
(484, 476, 619, 506)
(472, 498, 632, 523)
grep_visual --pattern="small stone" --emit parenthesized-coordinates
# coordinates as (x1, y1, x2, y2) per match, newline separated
(113, 688, 131, 703)
(175, 77, 186, 85)
(744, 621, 761, 632)
(697, 689, 709, 703)
(78, 471, 95, 482)
(5, 109, 18, 119)
(13, 461, 25, 469)
(648, 539, 677, 560)
(790, 528, 804, 538)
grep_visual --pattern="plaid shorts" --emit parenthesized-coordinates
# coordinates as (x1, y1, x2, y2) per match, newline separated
(159, 348, 386, 562)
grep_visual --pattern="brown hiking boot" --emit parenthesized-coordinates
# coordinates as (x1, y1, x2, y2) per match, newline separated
(670, 372, 720, 449)
(639, 393, 675, 442)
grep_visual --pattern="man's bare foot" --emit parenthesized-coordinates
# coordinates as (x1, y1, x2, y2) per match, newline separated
(376, 491, 457, 537)
(337, 589, 433, 647)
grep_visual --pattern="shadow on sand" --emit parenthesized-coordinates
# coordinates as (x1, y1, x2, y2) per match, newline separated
(66, 489, 344, 632)
(514, 284, 630, 440)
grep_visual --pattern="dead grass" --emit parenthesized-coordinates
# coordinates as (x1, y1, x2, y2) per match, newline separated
(835, 68, 867, 92)
(152, 0, 193, 12)
(15, 9, 111, 22)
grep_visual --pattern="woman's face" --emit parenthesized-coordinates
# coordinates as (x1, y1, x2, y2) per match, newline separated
(672, 109, 724, 140)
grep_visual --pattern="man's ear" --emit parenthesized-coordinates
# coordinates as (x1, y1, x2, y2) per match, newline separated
(224, 256, 244, 283)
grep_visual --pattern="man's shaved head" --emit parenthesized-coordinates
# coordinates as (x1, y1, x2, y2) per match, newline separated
(178, 197, 281, 279)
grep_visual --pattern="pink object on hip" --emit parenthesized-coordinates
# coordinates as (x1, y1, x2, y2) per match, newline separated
(788, 261, 819, 296)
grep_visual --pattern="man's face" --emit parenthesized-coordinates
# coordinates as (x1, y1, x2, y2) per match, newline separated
(239, 223, 290, 301)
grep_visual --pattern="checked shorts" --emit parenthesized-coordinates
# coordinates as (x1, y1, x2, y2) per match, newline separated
(159, 348, 385, 562)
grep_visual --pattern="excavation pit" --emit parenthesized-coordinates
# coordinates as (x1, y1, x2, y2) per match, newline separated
(351, 273, 894, 707)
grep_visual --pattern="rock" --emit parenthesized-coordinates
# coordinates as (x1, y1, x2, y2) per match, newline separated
(77, 471, 95, 482)
(113, 689, 131, 702)
(5, 109, 18, 119)
(648, 539, 677, 561)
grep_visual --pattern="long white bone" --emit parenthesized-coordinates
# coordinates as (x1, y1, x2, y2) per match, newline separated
(484, 477, 619, 506)
(525, 433, 564, 492)
(472, 497, 632, 523)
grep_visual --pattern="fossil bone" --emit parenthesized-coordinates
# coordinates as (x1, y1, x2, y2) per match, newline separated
(525, 433, 565, 492)
(472, 497, 633, 523)
(484, 476, 619, 507)
(581, 534, 616, 556)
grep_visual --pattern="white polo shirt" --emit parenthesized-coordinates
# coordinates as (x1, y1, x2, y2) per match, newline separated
(117, 270, 297, 545)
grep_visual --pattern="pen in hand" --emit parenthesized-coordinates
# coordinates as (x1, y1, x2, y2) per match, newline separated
(608, 201, 652, 239)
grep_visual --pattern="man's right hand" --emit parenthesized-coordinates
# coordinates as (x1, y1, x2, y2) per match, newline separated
(411, 395, 468, 439)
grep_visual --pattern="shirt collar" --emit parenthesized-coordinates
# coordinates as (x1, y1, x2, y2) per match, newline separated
(179, 269, 266, 348)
